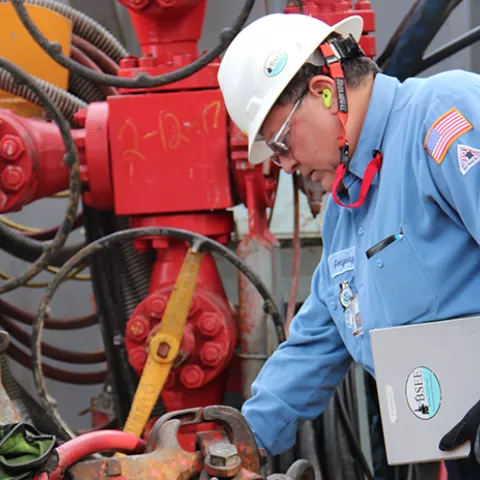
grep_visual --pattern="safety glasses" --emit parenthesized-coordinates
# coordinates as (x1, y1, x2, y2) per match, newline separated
(268, 89, 308, 167)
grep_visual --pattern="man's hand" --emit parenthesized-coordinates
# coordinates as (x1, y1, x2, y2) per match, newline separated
(439, 398, 480, 463)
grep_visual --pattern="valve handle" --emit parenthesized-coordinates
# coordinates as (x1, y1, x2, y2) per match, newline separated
(122, 247, 204, 439)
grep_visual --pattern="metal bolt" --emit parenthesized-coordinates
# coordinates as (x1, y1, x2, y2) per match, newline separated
(199, 342, 223, 367)
(146, 295, 167, 319)
(208, 443, 240, 467)
(0, 135, 24, 161)
(128, 347, 148, 370)
(127, 315, 149, 341)
(180, 365, 205, 389)
(197, 313, 221, 337)
(1, 166, 26, 192)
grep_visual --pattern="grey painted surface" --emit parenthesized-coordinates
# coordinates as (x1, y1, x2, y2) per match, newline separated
(1, 0, 476, 429)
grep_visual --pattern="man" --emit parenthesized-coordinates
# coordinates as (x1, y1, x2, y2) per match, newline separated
(217, 12, 480, 480)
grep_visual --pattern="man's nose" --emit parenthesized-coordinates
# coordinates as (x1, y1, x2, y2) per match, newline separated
(280, 156, 298, 174)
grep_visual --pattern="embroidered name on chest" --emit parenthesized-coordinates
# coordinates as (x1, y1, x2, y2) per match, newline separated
(328, 246, 355, 277)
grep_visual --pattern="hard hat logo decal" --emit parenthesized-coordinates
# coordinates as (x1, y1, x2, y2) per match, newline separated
(264, 51, 288, 77)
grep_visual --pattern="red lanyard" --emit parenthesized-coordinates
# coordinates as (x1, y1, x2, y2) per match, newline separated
(319, 44, 382, 209)
(331, 151, 383, 208)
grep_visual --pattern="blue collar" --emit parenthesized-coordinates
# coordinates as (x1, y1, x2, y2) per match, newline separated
(345, 73, 400, 183)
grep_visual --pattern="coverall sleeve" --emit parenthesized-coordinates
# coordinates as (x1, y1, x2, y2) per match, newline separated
(422, 86, 480, 243)
(241, 264, 352, 456)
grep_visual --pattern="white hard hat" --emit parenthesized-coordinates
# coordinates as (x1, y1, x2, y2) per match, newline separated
(218, 13, 363, 165)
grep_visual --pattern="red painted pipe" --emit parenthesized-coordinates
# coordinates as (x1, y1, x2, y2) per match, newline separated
(47, 431, 146, 480)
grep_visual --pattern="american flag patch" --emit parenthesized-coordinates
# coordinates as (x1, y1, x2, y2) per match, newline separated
(424, 108, 473, 164)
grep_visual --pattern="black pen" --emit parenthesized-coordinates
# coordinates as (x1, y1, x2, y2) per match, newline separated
(366, 233, 403, 259)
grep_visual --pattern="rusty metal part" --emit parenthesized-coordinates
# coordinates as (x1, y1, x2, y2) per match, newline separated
(205, 442, 242, 478)
(69, 420, 202, 479)
(146, 405, 262, 476)
(122, 247, 204, 438)
(202, 406, 262, 474)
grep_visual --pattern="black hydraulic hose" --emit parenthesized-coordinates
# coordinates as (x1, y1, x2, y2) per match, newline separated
(412, 25, 480, 76)
(335, 392, 374, 480)
(11, 0, 256, 89)
(0, 221, 83, 267)
(0, 67, 87, 122)
(33, 226, 286, 440)
(24, 213, 84, 241)
(0, 0, 128, 62)
(0, 57, 80, 294)
(83, 207, 138, 428)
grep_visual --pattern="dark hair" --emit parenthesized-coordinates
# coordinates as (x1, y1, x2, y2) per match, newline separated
(276, 37, 381, 106)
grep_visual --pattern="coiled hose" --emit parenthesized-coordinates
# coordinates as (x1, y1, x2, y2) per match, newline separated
(0, 67, 87, 123)
(0, 220, 82, 268)
(0, 0, 128, 62)
(115, 217, 153, 319)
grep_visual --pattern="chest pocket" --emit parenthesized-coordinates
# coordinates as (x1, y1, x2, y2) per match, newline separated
(366, 234, 435, 326)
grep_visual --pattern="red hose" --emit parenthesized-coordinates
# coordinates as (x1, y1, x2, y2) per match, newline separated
(0, 299, 97, 330)
(72, 35, 119, 76)
(7, 342, 106, 385)
(49, 431, 146, 480)
(71, 45, 119, 97)
(0, 314, 105, 364)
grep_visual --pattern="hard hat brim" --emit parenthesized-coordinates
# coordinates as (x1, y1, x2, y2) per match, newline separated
(247, 15, 364, 165)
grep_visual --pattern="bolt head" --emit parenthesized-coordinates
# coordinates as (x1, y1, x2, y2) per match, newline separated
(128, 347, 148, 370)
(146, 294, 167, 319)
(1, 166, 26, 192)
(180, 365, 205, 389)
(199, 342, 223, 367)
(0, 135, 24, 161)
(127, 315, 149, 341)
(208, 443, 239, 466)
(197, 313, 221, 337)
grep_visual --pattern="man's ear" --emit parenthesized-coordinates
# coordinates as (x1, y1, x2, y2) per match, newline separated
(308, 75, 338, 114)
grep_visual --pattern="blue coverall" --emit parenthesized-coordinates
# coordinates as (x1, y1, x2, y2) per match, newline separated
(241, 70, 480, 475)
